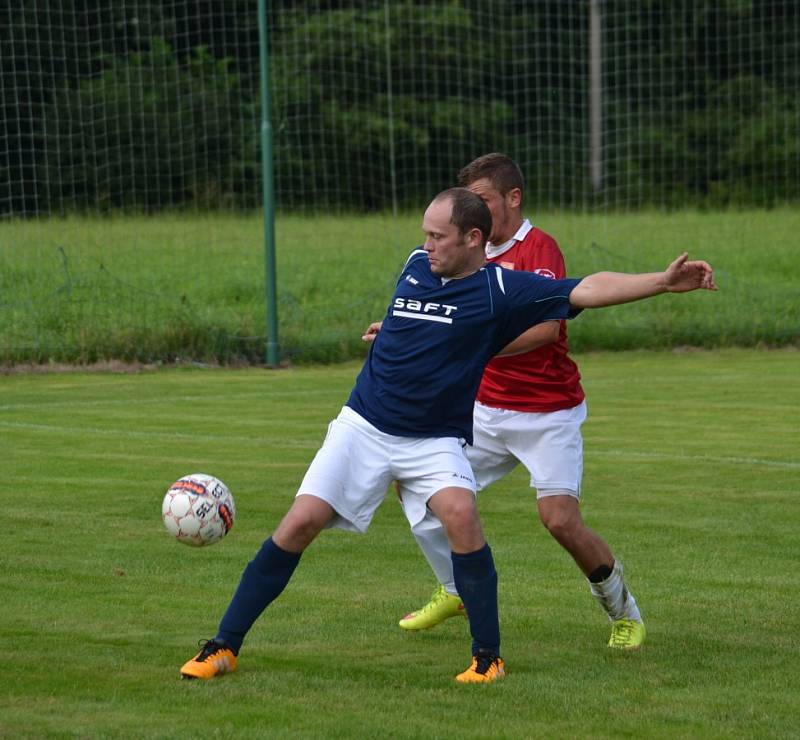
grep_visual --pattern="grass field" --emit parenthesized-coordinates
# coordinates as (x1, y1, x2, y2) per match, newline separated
(2, 208, 798, 364)
(3, 348, 799, 738)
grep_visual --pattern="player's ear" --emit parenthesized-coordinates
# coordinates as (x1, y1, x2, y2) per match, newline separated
(506, 187, 522, 209)
(466, 226, 483, 249)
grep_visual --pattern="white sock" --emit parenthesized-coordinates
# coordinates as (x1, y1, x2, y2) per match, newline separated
(410, 511, 458, 596)
(588, 560, 641, 622)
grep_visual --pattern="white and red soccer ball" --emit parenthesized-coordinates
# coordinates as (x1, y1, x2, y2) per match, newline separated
(162, 473, 235, 547)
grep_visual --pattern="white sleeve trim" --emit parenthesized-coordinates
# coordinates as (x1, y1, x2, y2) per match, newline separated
(403, 249, 427, 267)
(493, 265, 506, 294)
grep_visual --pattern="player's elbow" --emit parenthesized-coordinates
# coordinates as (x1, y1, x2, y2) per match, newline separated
(569, 285, 597, 309)
(569, 277, 618, 309)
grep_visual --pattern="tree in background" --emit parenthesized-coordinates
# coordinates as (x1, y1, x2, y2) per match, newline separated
(1, 0, 798, 214)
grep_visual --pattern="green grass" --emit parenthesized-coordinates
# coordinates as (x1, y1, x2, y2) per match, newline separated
(2, 208, 798, 364)
(3, 348, 799, 738)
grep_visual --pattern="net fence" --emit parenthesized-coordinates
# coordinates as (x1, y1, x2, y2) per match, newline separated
(1, 1, 798, 363)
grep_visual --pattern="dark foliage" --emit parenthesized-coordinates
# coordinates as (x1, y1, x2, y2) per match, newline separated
(1, 0, 797, 214)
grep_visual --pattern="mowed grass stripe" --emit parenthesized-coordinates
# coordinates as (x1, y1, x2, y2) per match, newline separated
(2, 420, 329, 446)
(592, 449, 800, 470)
(5, 420, 797, 471)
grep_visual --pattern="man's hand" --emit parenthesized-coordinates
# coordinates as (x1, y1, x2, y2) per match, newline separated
(664, 252, 717, 293)
(362, 321, 382, 343)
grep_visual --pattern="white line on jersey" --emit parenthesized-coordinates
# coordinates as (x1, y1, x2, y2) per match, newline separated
(403, 249, 427, 267)
(494, 266, 506, 294)
(392, 310, 453, 324)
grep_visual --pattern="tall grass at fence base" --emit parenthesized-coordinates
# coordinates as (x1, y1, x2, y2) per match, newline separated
(1, 208, 797, 365)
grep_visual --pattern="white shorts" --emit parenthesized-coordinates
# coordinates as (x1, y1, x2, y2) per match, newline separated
(467, 400, 587, 499)
(298, 406, 476, 532)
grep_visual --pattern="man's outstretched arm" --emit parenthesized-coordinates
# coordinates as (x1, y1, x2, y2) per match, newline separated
(569, 253, 717, 309)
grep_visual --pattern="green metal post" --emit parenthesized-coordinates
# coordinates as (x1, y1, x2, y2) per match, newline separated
(258, 0, 279, 366)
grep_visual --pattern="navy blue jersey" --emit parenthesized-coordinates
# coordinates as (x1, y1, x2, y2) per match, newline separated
(347, 249, 583, 443)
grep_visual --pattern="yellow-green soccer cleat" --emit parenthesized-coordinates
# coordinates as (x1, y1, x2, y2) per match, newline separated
(455, 650, 506, 684)
(399, 584, 466, 631)
(180, 639, 238, 679)
(608, 619, 646, 650)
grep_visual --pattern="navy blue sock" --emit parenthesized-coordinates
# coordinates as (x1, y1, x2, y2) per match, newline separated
(451, 543, 500, 656)
(216, 536, 301, 653)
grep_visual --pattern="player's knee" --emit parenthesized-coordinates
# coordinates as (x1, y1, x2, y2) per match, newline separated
(438, 499, 479, 539)
(277, 498, 330, 547)
(538, 493, 581, 541)
(542, 514, 575, 544)
(291, 515, 322, 541)
(446, 499, 477, 529)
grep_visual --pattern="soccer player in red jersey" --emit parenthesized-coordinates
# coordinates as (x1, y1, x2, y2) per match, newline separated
(395, 154, 647, 649)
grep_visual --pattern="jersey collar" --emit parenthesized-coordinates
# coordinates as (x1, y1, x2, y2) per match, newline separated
(485, 219, 533, 260)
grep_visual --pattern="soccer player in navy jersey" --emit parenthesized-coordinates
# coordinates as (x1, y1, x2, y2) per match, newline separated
(180, 188, 716, 683)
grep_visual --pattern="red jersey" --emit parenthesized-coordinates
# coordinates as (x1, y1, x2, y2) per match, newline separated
(476, 220, 585, 412)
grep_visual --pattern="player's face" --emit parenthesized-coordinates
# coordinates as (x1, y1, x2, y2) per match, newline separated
(422, 199, 474, 279)
(467, 178, 520, 245)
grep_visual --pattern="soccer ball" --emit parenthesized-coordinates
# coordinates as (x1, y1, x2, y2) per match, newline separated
(162, 473, 236, 547)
